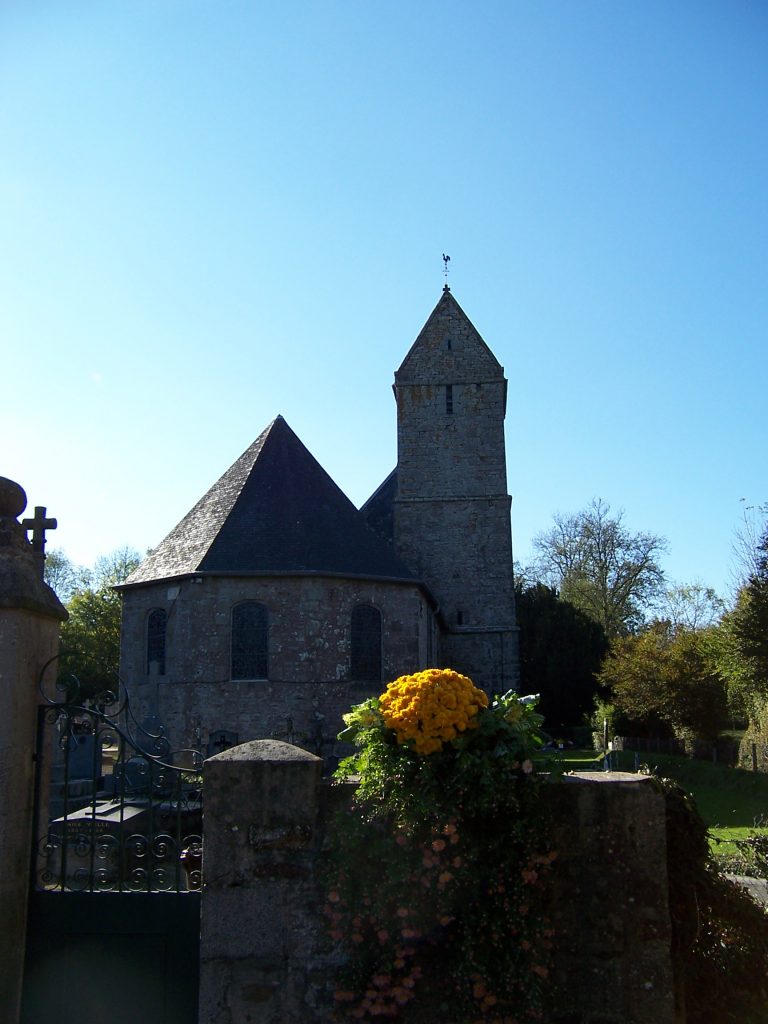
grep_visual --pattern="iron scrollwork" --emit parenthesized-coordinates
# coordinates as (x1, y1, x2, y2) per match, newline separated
(34, 652, 203, 894)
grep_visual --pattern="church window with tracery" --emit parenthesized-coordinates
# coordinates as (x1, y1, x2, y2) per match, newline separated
(231, 602, 269, 680)
(146, 608, 167, 675)
(351, 604, 382, 682)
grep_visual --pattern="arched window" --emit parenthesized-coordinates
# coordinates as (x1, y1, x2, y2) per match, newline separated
(351, 604, 382, 682)
(231, 602, 268, 680)
(146, 609, 167, 676)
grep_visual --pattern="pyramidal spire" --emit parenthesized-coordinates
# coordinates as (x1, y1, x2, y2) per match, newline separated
(123, 416, 415, 586)
(396, 290, 503, 382)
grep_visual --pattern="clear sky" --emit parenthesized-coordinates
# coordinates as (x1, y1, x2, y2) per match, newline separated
(2, 1, 766, 601)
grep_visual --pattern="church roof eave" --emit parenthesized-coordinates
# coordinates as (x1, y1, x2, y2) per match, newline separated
(116, 567, 441, 610)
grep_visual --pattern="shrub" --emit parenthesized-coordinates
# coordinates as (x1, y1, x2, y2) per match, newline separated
(326, 670, 557, 1022)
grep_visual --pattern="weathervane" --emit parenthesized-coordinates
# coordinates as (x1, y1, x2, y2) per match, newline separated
(442, 253, 451, 289)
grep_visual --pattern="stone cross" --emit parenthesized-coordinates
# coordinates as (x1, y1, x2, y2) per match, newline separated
(21, 506, 57, 553)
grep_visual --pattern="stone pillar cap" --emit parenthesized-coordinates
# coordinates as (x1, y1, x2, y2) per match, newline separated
(206, 739, 322, 763)
(0, 477, 27, 519)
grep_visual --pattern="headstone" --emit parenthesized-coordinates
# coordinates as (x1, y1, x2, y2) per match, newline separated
(206, 730, 239, 757)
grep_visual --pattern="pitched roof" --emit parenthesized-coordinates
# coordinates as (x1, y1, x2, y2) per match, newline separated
(122, 417, 417, 587)
(395, 287, 504, 383)
(360, 469, 397, 547)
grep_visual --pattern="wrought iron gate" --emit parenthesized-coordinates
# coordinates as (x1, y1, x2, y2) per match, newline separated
(21, 656, 203, 1024)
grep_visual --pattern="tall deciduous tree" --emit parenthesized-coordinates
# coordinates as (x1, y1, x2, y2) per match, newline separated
(532, 498, 667, 637)
(43, 549, 90, 602)
(662, 583, 725, 632)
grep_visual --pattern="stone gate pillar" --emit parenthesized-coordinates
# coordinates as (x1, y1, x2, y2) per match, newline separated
(0, 477, 66, 1023)
(199, 739, 341, 1024)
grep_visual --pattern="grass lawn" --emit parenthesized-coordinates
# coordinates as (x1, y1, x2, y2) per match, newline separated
(537, 748, 768, 864)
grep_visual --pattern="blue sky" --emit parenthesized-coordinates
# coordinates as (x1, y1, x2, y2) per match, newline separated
(2, 1, 766, 601)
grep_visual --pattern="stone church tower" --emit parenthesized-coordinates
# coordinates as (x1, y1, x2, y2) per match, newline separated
(387, 287, 519, 692)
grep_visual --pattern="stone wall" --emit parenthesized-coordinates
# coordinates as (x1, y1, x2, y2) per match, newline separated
(120, 575, 436, 752)
(199, 746, 676, 1024)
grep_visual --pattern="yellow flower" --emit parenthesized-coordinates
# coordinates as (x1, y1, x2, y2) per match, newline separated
(378, 668, 488, 755)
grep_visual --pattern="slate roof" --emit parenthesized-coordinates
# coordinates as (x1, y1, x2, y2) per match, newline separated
(360, 469, 397, 547)
(122, 417, 417, 587)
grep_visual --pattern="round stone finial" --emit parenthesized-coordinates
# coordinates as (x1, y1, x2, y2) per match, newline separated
(0, 477, 28, 518)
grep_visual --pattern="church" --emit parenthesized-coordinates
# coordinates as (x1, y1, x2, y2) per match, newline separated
(117, 288, 519, 757)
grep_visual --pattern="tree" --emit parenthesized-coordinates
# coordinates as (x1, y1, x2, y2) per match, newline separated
(661, 583, 725, 632)
(43, 549, 90, 602)
(532, 498, 667, 637)
(57, 546, 141, 698)
(515, 583, 608, 730)
(597, 621, 728, 742)
(714, 520, 768, 719)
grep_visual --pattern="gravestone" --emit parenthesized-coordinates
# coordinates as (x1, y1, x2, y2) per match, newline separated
(206, 729, 239, 757)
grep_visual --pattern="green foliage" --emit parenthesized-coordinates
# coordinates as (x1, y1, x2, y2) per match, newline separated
(598, 621, 728, 742)
(531, 498, 666, 637)
(515, 582, 608, 730)
(57, 546, 140, 699)
(732, 826, 768, 881)
(661, 777, 768, 1024)
(737, 702, 768, 773)
(587, 698, 633, 750)
(327, 685, 556, 1022)
(337, 688, 548, 823)
(43, 549, 91, 602)
(708, 521, 768, 728)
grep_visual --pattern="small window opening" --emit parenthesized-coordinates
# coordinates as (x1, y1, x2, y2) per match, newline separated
(232, 602, 269, 680)
(351, 605, 382, 682)
(456, 610, 464, 626)
(146, 609, 167, 675)
(446, 384, 453, 415)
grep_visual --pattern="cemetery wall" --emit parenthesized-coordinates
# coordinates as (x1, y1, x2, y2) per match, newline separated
(199, 744, 676, 1024)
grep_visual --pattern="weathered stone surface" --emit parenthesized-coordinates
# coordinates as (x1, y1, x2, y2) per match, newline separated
(0, 479, 65, 1024)
(119, 573, 433, 754)
(543, 774, 674, 1024)
(392, 289, 519, 693)
(199, 741, 333, 1024)
(199, 751, 675, 1024)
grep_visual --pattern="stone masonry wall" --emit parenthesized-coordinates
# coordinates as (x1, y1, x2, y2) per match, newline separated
(441, 626, 520, 695)
(120, 575, 435, 752)
(199, 749, 676, 1024)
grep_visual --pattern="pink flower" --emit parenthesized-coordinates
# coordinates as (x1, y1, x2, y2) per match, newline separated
(522, 759, 534, 774)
